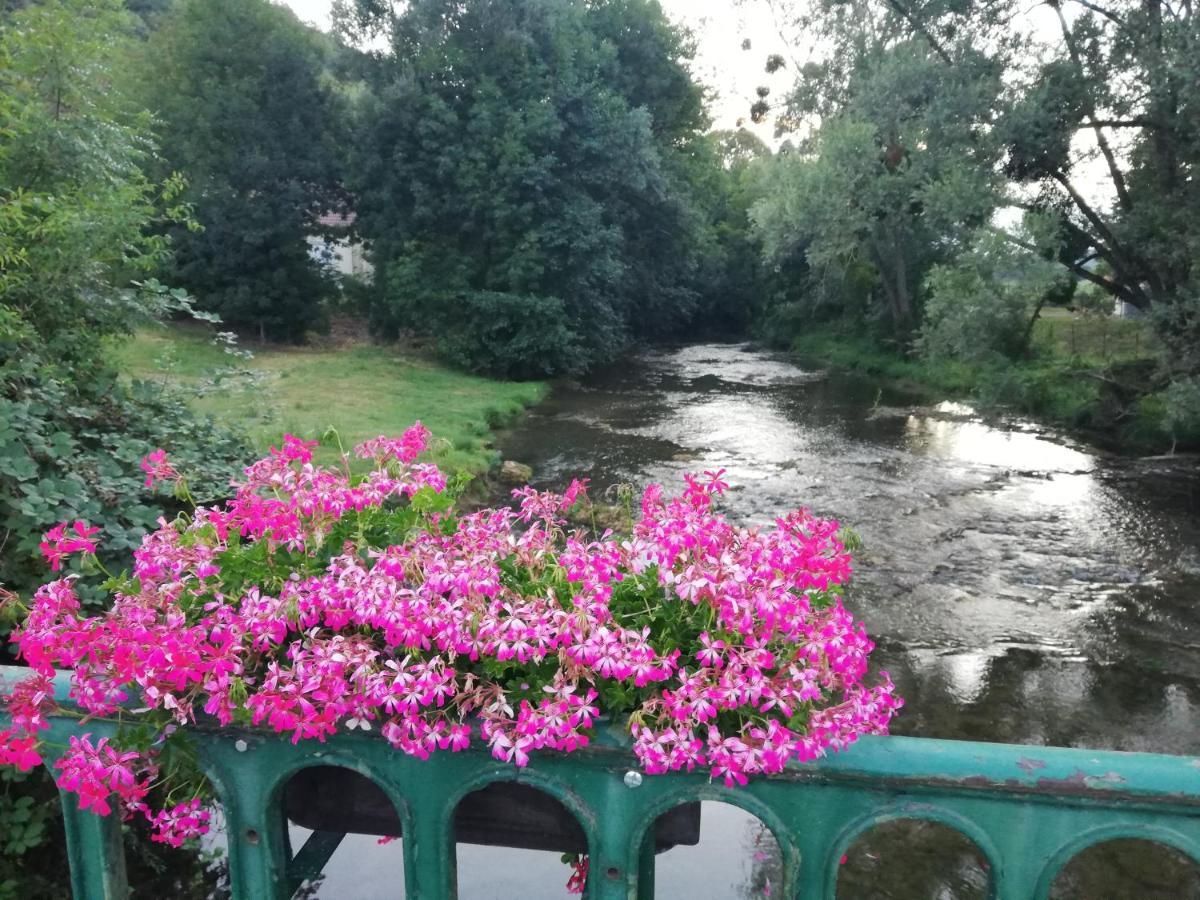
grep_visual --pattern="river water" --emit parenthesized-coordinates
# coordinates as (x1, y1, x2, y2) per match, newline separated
(493, 341, 1200, 898)
(285, 342, 1200, 899)
(499, 342, 1200, 753)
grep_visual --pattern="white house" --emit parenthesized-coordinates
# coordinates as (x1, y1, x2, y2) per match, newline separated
(308, 211, 373, 282)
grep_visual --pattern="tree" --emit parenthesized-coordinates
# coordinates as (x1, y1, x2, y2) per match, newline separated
(921, 227, 1069, 361)
(344, 0, 715, 376)
(583, 0, 716, 340)
(686, 129, 775, 334)
(757, 0, 1199, 354)
(993, 0, 1199, 319)
(0, 0, 246, 619)
(750, 35, 1003, 334)
(134, 0, 347, 341)
(0, 2, 245, 893)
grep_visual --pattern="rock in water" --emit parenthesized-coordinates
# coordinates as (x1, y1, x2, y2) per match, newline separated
(500, 460, 534, 485)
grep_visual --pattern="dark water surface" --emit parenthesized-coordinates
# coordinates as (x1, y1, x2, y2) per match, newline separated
(495, 342, 1200, 899)
(289, 342, 1200, 899)
(500, 342, 1200, 754)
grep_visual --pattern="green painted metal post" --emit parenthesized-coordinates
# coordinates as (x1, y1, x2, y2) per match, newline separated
(402, 772, 457, 899)
(636, 831, 655, 900)
(287, 830, 346, 895)
(791, 814, 840, 900)
(201, 734, 292, 900)
(589, 770, 645, 900)
(58, 789, 128, 900)
(985, 805, 1046, 900)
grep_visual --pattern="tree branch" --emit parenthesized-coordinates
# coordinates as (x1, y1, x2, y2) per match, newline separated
(1048, 172, 1123, 254)
(883, 0, 955, 65)
(1065, 0, 1127, 28)
(1086, 117, 1158, 129)
(1052, 1, 1134, 211)
(992, 213, 1146, 307)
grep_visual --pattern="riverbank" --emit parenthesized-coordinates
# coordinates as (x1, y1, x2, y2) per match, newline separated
(112, 327, 546, 474)
(787, 312, 1182, 453)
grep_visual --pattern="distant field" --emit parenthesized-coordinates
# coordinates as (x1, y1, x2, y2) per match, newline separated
(112, 327, 546, 474)
(1032, 307, 1158, 365)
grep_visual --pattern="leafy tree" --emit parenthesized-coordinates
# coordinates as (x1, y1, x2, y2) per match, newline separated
(761, 0, 1199, 354)
(0, 0, 245, 596)
(751, 37, 1003, 334)
(133, 0, 347, 341)
(344, 0, 714, 376)
(687, 129, 775, 334)
(584, 0, 716, 340)
(991, 0, 1199, 320)
(921, 229, 1069, 361)
(0, 1, 246, 893)
(124, 0, 175, 32)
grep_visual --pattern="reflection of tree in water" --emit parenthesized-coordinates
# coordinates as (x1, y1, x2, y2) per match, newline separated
(1049, 839, 1200, 899)
(740, 820, 783, 899)
(734, 816, 1200, 900)
(834, 819, 988, 900)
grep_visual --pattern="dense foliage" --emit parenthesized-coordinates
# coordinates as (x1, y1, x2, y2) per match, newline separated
(344, 0, 719, 376)
(132, 0, 348, 341)
(752, 37, 1003, 333)
(0, 1, 251, 894)
(747, 0, 1200, 444)
(0, 0, 247, 616)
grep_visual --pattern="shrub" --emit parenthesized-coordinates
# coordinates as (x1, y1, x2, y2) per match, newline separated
(921, 233, 1067, 362)
(430, 291, 583, 379)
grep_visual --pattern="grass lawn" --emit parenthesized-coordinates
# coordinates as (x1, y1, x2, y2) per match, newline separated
(111, 326, 547, 474)
(789, 309, 1166, 450)
(1032, 307, 1155, 365)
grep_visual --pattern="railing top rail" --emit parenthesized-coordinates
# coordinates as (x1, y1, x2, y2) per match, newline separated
(6, 664, 1200, 808)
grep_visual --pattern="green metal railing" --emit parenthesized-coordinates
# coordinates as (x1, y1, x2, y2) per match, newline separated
(7, 664, 1200, 899)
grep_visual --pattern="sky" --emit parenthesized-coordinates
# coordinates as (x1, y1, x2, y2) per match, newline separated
(277, 0, 792, 144)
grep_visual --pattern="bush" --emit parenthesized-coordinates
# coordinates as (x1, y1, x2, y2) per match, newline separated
(921, 233, 1066, 362)
(1157, 377, 1200, 448)
(429, 291, 583, 379)
(0, 350, 249, 620)
(1, 6, 253, 891)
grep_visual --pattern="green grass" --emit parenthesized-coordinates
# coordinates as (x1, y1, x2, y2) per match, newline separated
(110, 326, 547, 474)
(789, 311, 1167, 451)
(1032, 307, 1156, 366)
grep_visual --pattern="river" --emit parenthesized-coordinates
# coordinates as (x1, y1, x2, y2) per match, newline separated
(494, 342, 1200, 899)
(499, 342, 1200, 754)
(292, 342, 1200, 899)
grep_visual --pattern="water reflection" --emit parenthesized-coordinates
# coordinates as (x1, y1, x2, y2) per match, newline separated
(653, 802, 783, 900)
(499, 342, 1200, 752)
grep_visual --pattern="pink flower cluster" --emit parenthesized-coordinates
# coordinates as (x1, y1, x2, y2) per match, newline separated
(38, 520, 100, 572)
(567, 854, 588, 893)
(2, 422, 900, 849)
(0, 729, 40, 771)
(141, 448, 178, 489)
(147, 798, 211, 846)
(54, 733, 155, 816)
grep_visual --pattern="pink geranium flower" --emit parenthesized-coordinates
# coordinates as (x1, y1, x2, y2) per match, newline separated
(140, 448, 178, 489)
(38, 521, 101, 571)
(0, 729, 42, 772)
